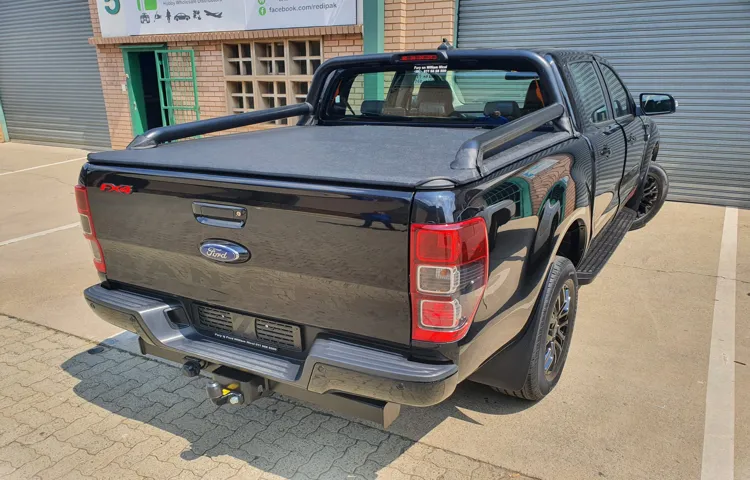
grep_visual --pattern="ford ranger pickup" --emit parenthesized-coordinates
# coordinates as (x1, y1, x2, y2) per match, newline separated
(78, 46, 675, 427)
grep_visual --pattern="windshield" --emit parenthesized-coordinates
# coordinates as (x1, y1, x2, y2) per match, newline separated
(322, 64, 547, 127)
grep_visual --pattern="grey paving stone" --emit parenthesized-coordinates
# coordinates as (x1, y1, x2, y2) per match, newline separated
(298, 446, 346, 479)
(0, 317, 532, 480)
(333, 440, 378, 474)
(222, 420, 268, 449)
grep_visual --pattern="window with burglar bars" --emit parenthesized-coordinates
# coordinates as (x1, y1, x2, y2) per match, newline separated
(223, 39, 322, 125)
(155, 49, 200, 126)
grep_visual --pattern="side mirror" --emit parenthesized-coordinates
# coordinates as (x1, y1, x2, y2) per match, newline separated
(640, 93, 676, 115)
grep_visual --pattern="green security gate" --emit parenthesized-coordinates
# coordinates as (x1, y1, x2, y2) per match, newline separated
(154, 49, 200, 126)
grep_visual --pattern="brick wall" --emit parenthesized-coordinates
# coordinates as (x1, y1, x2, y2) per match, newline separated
(385, 0, 455, 52)
(323, 34, 364, 59)
(95, 45, 133, 149)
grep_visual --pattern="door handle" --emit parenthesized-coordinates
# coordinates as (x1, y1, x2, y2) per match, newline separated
(600, 146, 611, 157)
(604, 124, 621, 135)
(192, 202, 247, 229)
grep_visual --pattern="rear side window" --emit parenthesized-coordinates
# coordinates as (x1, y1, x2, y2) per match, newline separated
(568, 62, 610, 127)
(600, 65, 632, 118)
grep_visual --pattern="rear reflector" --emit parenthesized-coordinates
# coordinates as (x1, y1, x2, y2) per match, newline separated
(75, 185, 106, 274)
(420, 299, 462, 329)
(410, 218, 488, 343)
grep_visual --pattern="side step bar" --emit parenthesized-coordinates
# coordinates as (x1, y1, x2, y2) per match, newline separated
(577, 207, 637, 285)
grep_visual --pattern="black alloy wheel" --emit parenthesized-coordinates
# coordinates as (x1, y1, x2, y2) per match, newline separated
(544, 280, 572, 380)
(630, 162, 669, 231)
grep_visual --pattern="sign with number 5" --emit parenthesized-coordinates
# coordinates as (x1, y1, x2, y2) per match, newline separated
(98, 0, 127, 37)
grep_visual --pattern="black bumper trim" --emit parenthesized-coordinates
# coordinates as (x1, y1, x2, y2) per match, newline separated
(84, 285, 458, 407)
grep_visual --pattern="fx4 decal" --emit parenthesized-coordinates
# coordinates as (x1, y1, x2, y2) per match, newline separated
(100, 183, 133, 194)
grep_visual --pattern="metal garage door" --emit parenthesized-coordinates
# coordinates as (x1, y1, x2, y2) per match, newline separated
(457, 0, 750, 208)
(0, 0, 111, 149)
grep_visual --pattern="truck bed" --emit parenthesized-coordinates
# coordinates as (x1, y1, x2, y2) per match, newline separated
(89, 125, 484, 188)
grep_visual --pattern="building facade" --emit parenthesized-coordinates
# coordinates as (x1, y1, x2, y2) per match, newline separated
(0, 0, 747, 207)
(87, 0, 455, 150)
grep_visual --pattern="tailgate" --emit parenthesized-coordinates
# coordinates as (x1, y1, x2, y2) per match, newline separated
(85, 165, 414, 346)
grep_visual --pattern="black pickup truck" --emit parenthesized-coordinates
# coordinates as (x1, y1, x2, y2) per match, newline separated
(79, 47, 675, 427)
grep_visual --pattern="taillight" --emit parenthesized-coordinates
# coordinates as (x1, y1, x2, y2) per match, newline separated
(74, 185, 106, 274)
(410, 217, 488, 343)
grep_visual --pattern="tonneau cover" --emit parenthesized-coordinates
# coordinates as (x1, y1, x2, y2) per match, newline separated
(88, 125, 484, 188)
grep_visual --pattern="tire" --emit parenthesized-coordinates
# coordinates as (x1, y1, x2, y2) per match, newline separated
(492, 256, 578, 401)
(630, 163, 669, 231)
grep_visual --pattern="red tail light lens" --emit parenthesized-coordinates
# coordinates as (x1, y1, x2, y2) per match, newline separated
(410, 218, 488, 343)
(75, 185, 106, 274)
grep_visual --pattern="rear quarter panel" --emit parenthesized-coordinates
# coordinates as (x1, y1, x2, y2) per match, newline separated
(413, 136, 594, 379)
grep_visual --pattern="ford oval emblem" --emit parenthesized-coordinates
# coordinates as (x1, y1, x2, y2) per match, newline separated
(199, 240, 250, 264)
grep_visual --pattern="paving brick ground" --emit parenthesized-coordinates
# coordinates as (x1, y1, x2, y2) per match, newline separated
(0, 316, 533, 480)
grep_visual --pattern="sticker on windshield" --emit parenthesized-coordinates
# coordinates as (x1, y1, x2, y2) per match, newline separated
(414, 64, 448, 74)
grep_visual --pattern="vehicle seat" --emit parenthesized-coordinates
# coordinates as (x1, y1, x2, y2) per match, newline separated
(523, 80, 545, 113)
(360, 100, 384, 115)
(382, 106, 407, 116)
(415, 80, 454, 116)
(484, 101, 521, 120)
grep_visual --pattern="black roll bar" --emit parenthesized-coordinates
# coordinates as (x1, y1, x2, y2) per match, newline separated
(305, 49, 568, 117)
(127, 103, 313, 149)
(451, 103, 566, 171)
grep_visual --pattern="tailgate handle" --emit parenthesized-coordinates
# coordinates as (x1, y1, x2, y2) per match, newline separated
(192, 202, 246, 229)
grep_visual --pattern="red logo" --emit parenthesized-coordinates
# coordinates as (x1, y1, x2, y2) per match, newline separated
(100, 183, 133, 194)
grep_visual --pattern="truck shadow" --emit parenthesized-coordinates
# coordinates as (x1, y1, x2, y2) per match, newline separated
(61, 347, 533, 479)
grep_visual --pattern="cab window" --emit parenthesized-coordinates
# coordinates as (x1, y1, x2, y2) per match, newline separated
(324, 65, 548, 127)
(568, 62, 610, 127)
(600, 65, 632, 118)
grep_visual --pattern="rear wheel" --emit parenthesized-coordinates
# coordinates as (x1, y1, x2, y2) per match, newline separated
(493, 256, 578, 401)
(630, 163, 669, 231)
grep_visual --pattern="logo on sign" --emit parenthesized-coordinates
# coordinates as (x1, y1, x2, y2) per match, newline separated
(199, 241, 250, 264)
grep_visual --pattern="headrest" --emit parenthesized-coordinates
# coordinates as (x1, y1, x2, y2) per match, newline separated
(484, 101, 521, 118)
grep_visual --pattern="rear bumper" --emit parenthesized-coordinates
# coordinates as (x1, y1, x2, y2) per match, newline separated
(83, 285, 458, 407)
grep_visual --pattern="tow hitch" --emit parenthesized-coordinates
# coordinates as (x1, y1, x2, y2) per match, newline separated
(179, 358, 401, 428)
(206, 381, 245, 406)
(204, 368, 269, 406)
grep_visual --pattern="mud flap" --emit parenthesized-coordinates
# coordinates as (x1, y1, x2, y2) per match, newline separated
(468, 308, 541, 392)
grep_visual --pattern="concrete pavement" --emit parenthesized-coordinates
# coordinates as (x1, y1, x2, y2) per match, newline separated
(0, 142, 747, 479)
(0, 143, 120, 341)
(735, 209, 750, 480)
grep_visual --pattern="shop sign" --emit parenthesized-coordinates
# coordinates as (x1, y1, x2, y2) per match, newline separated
(97, 0, 128, 37)
(97, 0, 357, 37)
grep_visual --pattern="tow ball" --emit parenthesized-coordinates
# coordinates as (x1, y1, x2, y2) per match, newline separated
(204, 372, 268, 406)
(206, 382, 245, 406)
(181, 358, 269, 406)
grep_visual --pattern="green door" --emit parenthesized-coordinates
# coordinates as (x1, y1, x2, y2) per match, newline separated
(122, 46, 200, 136)
(154, 49, 200, 127)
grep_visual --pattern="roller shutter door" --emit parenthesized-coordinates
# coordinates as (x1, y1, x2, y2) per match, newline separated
(457, 0, 750, 208)
(0, 0, 111, 149)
